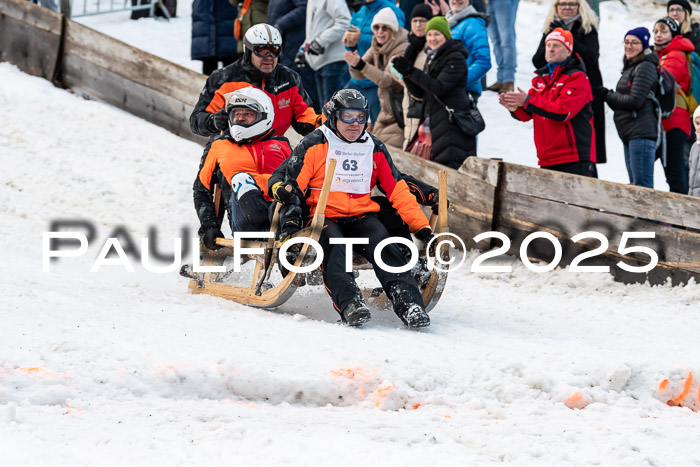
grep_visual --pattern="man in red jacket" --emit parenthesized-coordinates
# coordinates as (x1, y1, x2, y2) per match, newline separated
(499, 28, 597, 178)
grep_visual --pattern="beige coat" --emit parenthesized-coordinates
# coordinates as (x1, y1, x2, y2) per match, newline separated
(349, 28, 409, 148)
(402, 47, 428, 149)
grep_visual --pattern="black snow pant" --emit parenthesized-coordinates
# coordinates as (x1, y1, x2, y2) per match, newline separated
(543, 160, 598, 178)
(661, 128, 689, 194)
(319, 214, 424, 318)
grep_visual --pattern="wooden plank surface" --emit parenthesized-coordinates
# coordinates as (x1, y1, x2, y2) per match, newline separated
(62, 20, 206, 107)
(503, 163, 700, 229)
(62, 53, 208, 145)
(0, 1, 62, 80)
(0, 0, 62, 32)
(497, 191, 700, 275)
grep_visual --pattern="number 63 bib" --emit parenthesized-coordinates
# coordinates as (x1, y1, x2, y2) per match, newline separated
(319, 126, 375, 194)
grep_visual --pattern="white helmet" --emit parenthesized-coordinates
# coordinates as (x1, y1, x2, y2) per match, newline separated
(226, 87, 274, 142)
(243, 24, 283, 62)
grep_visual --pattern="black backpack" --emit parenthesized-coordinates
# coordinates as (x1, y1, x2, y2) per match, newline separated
(653, 64, 677, 119)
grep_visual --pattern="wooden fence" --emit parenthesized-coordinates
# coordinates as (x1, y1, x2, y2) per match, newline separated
(2, 0, 699, 285)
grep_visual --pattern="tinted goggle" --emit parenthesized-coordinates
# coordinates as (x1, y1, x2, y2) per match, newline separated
(338, 109, 369, 124)
(253, 45, 281, 58)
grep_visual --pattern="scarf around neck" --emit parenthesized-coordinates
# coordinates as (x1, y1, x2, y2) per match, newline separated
(446, 5, 477, 28)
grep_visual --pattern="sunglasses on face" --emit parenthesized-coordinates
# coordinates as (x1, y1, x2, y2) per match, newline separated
(338, 109, 369, 124)
(557, 2, 578, 8)
(253, 45, 281, 58)
(623, 40, 642, 46)
(372, 24, 392, 32)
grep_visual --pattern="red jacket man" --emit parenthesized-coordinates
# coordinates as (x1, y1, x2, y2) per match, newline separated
(500, 28, 597, 177)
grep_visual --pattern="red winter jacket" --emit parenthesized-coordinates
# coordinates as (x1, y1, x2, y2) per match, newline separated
(512, 54, 595, 167)
(657, 36, 695, 135)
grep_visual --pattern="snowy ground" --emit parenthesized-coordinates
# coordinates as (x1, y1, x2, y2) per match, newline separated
(1, 1, 700, 465)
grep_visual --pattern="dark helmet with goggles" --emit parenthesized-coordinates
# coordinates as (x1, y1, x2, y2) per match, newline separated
(324, 89, 370, 136)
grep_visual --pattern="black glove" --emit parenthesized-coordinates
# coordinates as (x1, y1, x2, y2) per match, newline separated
(593, 86, 610, 101)
(203, 227, 224, 250)
(307, 40, 325, 56)
(427, 192, 450, 215)
(271, 181, 301, 205)
(392, 56, 415, 76)
(209, 107, 229, 132)
(414, 227, 434, 244)
(294, 49, 307, 68)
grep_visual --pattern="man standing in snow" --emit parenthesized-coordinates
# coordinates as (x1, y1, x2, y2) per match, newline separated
(499, 28, 597, 177)
(190, 24, 320, 142)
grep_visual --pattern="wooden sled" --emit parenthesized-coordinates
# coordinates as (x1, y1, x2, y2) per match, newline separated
(186, 160, 451, 312)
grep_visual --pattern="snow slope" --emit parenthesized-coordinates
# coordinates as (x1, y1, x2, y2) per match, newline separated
(1, 1, 699, 465)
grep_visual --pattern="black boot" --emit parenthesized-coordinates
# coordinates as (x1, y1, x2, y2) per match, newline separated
(403, 303, 430, 328)
(387, 282, 430, 328)
(340, 300, 372, 326)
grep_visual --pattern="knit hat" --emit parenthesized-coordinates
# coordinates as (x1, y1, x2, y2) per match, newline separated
(693, 105, 700, 120)
(655, 17, 681, 37)
(410, 4, 434, 21)
(545, 27, 574, 52)
(667, 0, 692, 16)
(625, 27, 651, 50)
(425, 16, 451, 39)
(371, 7, 399, 33)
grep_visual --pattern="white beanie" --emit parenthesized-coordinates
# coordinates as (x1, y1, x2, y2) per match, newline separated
(694, 105, 700, 121)
(371, 8, 399, 33)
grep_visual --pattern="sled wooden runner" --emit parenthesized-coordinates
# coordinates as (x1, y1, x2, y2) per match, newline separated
(187, 159, 337, 307)
(187, 163, 451, 311)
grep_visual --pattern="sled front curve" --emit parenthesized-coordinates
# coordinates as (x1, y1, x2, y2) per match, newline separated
(187, 159, 337, 308)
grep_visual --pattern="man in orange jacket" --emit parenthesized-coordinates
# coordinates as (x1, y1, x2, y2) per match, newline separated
(268, 89, 433, 328)
(194, 87, 292, 250)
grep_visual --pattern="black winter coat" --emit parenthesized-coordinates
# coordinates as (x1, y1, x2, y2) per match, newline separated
(533, 20, 606, 163)
(267, 0, 307, 68)
(605, 51, 659, 144)
(685, 22, 700, 54)
(404, 39, 475, 169)
(190, 0, 238, 60)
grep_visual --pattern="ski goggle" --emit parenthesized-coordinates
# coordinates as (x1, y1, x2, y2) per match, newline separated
(253, 45, 281, 58)
(337, 109, 369, 124)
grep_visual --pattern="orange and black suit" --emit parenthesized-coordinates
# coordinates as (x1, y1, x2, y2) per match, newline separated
(190, 59, 319, 140)
(194, 131, 291, 234)
(268, 128, 430, 317)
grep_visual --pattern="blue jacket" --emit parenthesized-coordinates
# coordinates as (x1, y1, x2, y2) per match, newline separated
(191, 0, 239, 60)
(267, 0, 307, 68)
(450, 13, 491, 95)
(348, 0, 405, 87)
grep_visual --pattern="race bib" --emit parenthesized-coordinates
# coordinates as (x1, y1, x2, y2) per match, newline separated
(319, 126, 374, 194)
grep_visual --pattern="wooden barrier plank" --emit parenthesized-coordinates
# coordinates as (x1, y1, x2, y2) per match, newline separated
(62, 53, 208, 145)
(62, 20, 206, 107)
(0, 0, 62, 32)
(498, 191, 700, 275)
(503, 163, 700, 229)
(0, 1, 62, 80)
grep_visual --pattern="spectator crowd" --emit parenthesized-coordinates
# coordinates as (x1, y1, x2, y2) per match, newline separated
(190, 0, 700, 198)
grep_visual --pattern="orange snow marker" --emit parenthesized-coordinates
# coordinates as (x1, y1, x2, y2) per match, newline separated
(564, 391, 589, 410)
(658, 379, 670, 391)
(410, 403, 421, 410)
(668, 372, 693, 407)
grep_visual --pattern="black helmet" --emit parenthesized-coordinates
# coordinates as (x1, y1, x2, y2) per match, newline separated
(324, 89, 370, 135)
